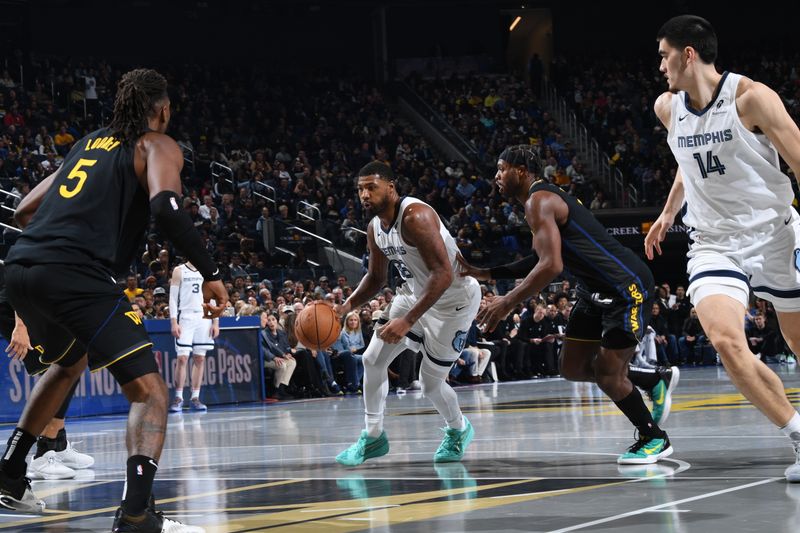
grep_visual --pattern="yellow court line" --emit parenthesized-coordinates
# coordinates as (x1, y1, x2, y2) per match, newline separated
(36, 480, 116, 500)
(222, 479, 629, 532)
(404, 388, 800, 417)
(0, 478, 307, 530)
(221, 479, 538, 532)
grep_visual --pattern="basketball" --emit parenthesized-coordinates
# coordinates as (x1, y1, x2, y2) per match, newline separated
(295, 301, 342, 350)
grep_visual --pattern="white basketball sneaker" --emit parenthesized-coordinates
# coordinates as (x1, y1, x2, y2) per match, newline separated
(786, 440, 800, 483)
(55, 441, 95, 470)
(28, 451, 76, 480)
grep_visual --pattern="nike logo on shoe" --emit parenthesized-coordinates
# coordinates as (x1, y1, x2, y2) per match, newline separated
(364, 439, 385, 453)
(0, 495, 18, 510)
(643, 441, 665, 454)
(678, 114, 689, 121)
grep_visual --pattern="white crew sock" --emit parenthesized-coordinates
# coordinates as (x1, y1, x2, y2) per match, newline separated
(781, 411, 800, 441)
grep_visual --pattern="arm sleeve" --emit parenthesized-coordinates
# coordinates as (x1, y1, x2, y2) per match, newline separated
(169, 285, 179, 320)
(151, 191, 220, 280)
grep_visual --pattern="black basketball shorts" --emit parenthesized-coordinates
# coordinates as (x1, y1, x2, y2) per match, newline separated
(565, 282, 654, 350)
(4, 263, 158, 384)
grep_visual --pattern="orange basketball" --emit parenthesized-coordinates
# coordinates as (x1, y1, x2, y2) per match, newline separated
(295, 301, 342, 350)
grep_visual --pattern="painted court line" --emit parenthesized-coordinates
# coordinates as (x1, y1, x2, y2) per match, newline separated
(547, 477, 780, 532)
(0, 479, 307, 530)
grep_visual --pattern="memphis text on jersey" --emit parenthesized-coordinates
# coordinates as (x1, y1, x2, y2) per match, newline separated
(380, 244, 407, 256)
(676, 128, 733, 148)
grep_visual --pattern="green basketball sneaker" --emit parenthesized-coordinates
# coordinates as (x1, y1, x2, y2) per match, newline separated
(618, 433, 673, 465)
(433, 417, 474, 463)
(648, 366, 680, 425)
(335, 430, 389, 466)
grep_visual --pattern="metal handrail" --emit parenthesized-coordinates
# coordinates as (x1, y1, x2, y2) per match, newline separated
(177, 142, 194, 169)
(210, 161, 233, 197)
(0, 201, 20, 233)
(298, 201, 321, 221)
(0, 189, 21, 200)
(396, 80, 479, 159)
(288, 225, 333, 246)
(541, 77, 638, 207)
(0, 222, 20, 233)
(275, 246, 320, 267)
(252, 181, 276, 207)
(343, 226, 367, 236)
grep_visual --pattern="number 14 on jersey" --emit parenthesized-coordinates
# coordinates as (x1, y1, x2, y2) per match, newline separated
(692, 150, 726, 179)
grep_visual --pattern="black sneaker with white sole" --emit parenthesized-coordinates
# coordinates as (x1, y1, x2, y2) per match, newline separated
(0, 469, 46, 513)
(112, 497, 205, 532)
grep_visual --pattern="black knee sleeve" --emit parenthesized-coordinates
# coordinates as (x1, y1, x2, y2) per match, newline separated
(107, 349, 160, 386)
(601, 328, 638, 350)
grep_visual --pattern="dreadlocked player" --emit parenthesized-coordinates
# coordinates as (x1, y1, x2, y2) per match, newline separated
(0, 68, 227, 533)
(458, 144, 679, 464)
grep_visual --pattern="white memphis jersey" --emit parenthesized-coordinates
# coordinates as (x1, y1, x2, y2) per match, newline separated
(372, 197, 473, 305)
(175, 264, 205, 317)
(668, 72, 794, 235)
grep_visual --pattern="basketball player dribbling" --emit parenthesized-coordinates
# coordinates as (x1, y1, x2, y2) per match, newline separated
(334, 161, 481, 466)
(645, 15, 800, 481)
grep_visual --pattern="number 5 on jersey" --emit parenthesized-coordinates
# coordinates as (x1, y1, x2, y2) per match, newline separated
(59, 158, 97, 198)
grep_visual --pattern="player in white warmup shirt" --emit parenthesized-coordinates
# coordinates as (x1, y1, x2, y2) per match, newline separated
(645, 15, 800, 481)
(334, 161, 481, 466)
(169, 262, 219, 412)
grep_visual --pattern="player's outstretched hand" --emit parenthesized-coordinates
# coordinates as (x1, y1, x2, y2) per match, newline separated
(644, 213, 673, 260)
(202, 280, 228, 319)
(5, 322, 32, 360)
(333, 302, 351, 319)
(456, 253, 491, 280)
(476, 295, 514, 333)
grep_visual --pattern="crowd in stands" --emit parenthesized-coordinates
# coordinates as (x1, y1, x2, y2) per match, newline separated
(1, 53, 797, 402)
(407, 73, 604, 207)
(635, 283, 795, 368)
(551, 52, 800, 206)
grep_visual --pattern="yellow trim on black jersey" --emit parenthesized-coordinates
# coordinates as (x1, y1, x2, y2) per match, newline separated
(564, 336, 601, 342)
(39, 338, 77, 365)
(91, 342, 153, 373)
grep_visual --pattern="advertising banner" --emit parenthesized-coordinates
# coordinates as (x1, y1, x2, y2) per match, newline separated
(0, 317, 263, 423)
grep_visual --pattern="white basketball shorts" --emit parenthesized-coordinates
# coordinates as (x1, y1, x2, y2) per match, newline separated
(687, 209, 800, 312)
(176, 314, 215, 356)
(375, 278, 481, 365)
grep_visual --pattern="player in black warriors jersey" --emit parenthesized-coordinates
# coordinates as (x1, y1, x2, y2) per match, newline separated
(0, 69, 227, 533)
(458, 145, 677, 465)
